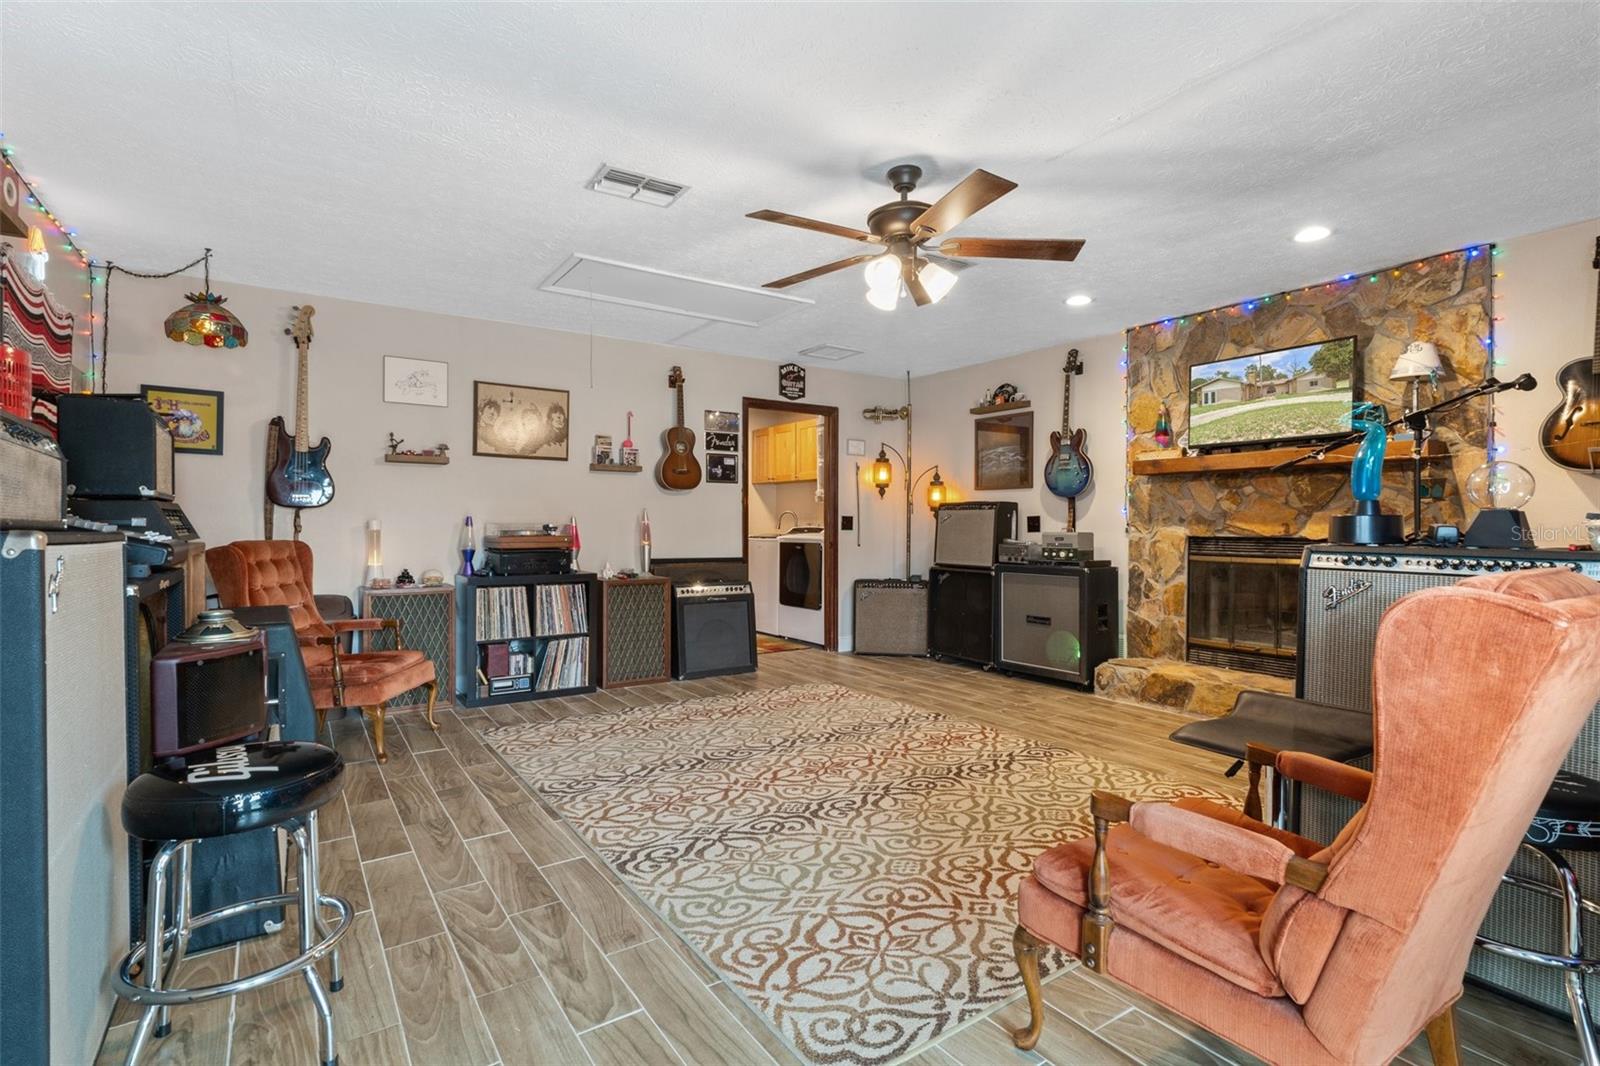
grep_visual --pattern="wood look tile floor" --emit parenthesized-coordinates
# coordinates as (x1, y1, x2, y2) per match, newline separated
(96, 651, 1585, 1066)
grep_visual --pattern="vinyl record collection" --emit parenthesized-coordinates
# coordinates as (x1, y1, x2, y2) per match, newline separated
(474, 586, 532, 641)
(534, 637, 589, 691)
(535, 582, 588, 636)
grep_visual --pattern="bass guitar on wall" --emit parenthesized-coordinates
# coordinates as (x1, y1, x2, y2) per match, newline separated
(655, 365, 702, 490)
(1539, 237, 1600, 472)
(267, 305, 336, 522)
(1042, 348, 1093, 526)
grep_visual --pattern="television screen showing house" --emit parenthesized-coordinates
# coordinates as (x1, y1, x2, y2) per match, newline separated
(1187, 337, 1357, 448)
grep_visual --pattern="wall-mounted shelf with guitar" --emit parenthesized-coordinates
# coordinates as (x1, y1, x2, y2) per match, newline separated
(454, 572, 601, 707)
(589, 462, 643, 473)
(969, 401, 1031, 416)
(1131, 437, 1447, 477)
(385, 453, 449, 465)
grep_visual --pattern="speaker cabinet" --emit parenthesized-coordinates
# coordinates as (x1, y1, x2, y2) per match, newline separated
(601, 577, 672, 687)
(929, 566, 994, 665)
(995, 564, 1119, 686)
(150, 632, 269, 758)
(55, 393, 175, 498)
(672, 587, 756, 680)
(852, 579, 928, 656)
(1297, 545, 1600, 1023)
(933, 502, 1017, 570)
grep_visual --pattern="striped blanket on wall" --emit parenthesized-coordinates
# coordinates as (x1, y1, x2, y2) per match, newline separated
(0, 244, 74, 433)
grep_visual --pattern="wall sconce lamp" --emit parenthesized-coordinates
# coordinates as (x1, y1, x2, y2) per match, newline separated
(874, 444, 946, 511)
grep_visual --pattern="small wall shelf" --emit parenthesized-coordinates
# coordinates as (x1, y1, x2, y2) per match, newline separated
(385, 453, 449, 465)
(969, 401, 1031, 416)
(589, 463, 643, 473)
(1130, 438, 1446, 477)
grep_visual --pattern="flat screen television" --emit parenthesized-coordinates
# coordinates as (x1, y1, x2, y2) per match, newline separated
(1186, 335, 1360, 450)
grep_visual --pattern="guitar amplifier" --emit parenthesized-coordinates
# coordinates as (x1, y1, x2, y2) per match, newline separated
(55, 394, 175, 499)
(929, 566, 994, 665)
(852, 579, 928, 656)
(994, 564, 1119, 686)
(933, 502, 1017, 570)
(150, 613, 269, 758)
(601, 577, 672, 687)
(0, 410, 66, 528)
(672, 582, 756, 680)
(1297, 545, 1600, 1023)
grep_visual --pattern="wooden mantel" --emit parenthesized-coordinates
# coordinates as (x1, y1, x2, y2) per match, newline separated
(1130, 438, 1446, 477)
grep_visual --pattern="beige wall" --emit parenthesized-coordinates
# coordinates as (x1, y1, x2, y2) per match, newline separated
(100, 274, 902, 648)
(1494, 218, 1600, 542)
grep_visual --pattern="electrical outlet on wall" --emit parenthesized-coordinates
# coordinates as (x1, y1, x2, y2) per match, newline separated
(1026, 515, 1041, 533)
(841, 515, 854, 531)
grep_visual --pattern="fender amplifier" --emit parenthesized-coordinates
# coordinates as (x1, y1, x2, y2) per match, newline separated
(933, 502, 1017, 570)
(929, 566, 994, 665)
(852, 579, 927, 656)
(1298, 545, 1600, 1023)
(672, 582, 756, 680)
(0, 411, 66, 528)
(55, 393, 175, 499)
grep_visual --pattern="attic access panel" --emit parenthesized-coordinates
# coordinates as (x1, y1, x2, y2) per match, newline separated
(540, 254, 813, 328)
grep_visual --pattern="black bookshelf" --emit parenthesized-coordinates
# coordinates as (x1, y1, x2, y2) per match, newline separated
(454, 571, 602, 707)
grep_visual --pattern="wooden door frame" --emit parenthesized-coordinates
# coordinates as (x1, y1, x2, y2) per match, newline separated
(741, 397, 840, 652)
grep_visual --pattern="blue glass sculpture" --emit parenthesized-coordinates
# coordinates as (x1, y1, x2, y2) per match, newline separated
(1349, 402, 1388, 502)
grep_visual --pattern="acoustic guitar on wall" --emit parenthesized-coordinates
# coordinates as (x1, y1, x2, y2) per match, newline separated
(1539, 236, 1600, 472)
(655, 365, 702, 490)
(266, 305, 336, 511)
(1042, 348, 1093, 526)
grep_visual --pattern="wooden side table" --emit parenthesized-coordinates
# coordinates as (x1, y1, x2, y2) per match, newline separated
(600, 576, 672, 688)
(360, 584, 455, 709)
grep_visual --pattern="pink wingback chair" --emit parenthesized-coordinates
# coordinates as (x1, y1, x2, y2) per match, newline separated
(1012, 569, 1600, 1065)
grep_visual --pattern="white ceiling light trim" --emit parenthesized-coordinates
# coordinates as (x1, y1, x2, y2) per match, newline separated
(1065, 293, 1093, 307)
(540, 254, 813, 328)
(1293, 225, 1332, 243)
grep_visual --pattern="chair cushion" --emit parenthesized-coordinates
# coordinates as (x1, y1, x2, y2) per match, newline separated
(1032, 824, 1286, 997)
(123, 741, 343, 841)
(1173, 797, 1326, 859)
(308, 649, 435, 709)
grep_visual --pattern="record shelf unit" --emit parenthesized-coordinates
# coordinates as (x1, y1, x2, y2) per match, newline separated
(454, 571, 601, 707)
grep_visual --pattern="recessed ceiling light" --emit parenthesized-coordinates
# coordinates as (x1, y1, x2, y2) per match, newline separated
(1064, 294, 1093, 307)
(1293, 225, 1332, 243)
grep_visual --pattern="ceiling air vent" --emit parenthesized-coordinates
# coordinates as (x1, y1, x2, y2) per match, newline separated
(588, 164, 689, 207)
(796, 343, 863, 362)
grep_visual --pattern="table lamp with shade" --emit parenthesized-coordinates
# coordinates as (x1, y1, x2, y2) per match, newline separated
(1391, 341, 1444, 538)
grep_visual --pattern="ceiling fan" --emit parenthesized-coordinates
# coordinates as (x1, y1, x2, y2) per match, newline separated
(747, 164, 1084, 310)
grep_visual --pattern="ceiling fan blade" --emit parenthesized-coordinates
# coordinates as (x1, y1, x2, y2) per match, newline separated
(902, 257, 933, 307)
(937, 237, 1085, 261)
(909, 169, 1017, 238)
(762, 253, 879, 289)
(747, 209, 880, 243)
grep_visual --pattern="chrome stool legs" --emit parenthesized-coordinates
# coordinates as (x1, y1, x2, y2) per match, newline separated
(113, 809, 353, 1066)
(1476, 843, 1600, 1066)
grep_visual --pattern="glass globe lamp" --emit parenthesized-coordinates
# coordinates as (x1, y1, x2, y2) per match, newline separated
(1465, 460, 1535, 510)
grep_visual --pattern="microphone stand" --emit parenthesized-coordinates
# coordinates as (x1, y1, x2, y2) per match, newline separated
(1270, 375, 1535, 541)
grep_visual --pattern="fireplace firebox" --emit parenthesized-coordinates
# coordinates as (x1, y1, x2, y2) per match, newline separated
(1185, 536, 1313, 679)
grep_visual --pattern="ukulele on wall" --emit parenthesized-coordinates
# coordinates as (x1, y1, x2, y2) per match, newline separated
(1539, 237, 1600, 472)
(655, 365, 702, 490)
(1042, 348, 1093, 523)
(267, 305, 336, 511)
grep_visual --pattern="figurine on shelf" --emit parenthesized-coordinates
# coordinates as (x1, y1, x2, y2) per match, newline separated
(395, 568, 416, 588)
(387, 432, 404, 456)
(980, 382, 1024, 408)
(420, 569, 445, 587)
(1154, 403, 1173, 447)
(387, 432, 451, 460)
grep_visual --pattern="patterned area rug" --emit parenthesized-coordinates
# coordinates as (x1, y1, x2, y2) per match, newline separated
(484, 683, 1225, 1066)
(756, 633, 812, 654)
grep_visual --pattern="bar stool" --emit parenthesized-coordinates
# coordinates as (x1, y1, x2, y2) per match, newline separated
(1476, 770, 1600, 1066)
(112, 741, 353, 1066)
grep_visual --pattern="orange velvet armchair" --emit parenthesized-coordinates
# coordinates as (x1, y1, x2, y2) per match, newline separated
(1013, 569, 1600, 1066)
(207, 540, 438, 762)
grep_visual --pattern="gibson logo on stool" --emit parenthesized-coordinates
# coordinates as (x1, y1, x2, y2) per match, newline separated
(1322, 579, 1373, 611)
(185, 744, 281, 783)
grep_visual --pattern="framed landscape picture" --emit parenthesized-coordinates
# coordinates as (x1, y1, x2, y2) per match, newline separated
(473, 380, 570, 460)
(974, 411, 1032, 490)
(384, 355, 448, 407)
(141, 385, 224, 455)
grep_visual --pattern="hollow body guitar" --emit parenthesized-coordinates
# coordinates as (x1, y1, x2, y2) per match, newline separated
(1042, 348, 1093, 525)
(266, 305, 336, 510)
(655, 365, 702, 490)
(1539, 237, 1600, 472)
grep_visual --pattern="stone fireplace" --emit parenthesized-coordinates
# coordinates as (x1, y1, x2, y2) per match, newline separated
(1185, 536, 1311, 679)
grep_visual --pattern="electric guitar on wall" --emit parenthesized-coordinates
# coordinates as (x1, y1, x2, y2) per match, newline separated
(266, 305, 336, 510)
(1539, 237, 1600, 472)
(1042, 348, 1093, 509)
(655, 365, 702, 490)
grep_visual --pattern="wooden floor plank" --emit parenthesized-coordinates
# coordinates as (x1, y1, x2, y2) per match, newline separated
(581, 1012, 686, 1066)
(477, 977, 594, 1066)
(464, 831, 561, 914)
(363, 852, 444, 947)
(511, 902, 640, 1032)
(607, 939, 777, 1065)
(385, 933, 496, 1066)
(994, 998, 1138, 1065)
(347, 796, 411, 862)
(1094, 1009, 1232, 1066)
(706, 981, 804, 1066)
(438, 780, 509, 840)
(436, 881, 540, 995)
(543, 857, 654, 954)
(339, 1024, 411, 1066)
(500, 799, 582, 866)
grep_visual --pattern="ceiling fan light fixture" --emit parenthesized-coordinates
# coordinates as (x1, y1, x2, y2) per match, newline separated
(917, 258, 958, 304)
(863, 253, 901, 293)
(865, 282, 899, 311)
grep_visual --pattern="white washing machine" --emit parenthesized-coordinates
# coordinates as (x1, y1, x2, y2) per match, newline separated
(776, 531, 825, 645)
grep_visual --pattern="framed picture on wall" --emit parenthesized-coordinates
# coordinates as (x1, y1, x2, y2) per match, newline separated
(472, 380, 569, 460)
(708, 453, 739, 483)
(383, 355, 448, 407)
(141, 385, 224, 455)
(974, 411, 1033, 490)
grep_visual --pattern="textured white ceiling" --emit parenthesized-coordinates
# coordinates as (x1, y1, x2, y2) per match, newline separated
(3, 2, 1596, 378)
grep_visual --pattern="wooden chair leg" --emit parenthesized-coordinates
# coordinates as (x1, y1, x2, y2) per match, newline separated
(1424, 1005, 1460, 1066)
(315, 707, 327, 740)
(1011, 925, 1046, 1050)
(423, 679, 440, 731)
(365, 704, 388, 764)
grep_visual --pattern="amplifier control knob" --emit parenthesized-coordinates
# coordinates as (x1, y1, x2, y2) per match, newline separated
(1484, 561, 1501, 571)
(1339, 556, 1353, 566)
(1381, 556, 1397, 567)
(1449, 560, 1464, 570)
(1434, 559, 1450, 569)
(1571, 562, 1583, 571)
(1466, 560, 1482, 570)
